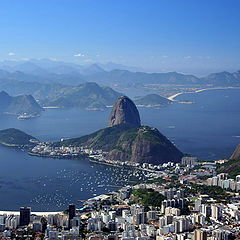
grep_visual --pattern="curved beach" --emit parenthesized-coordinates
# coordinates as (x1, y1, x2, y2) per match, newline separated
(167, 86, 240, 101)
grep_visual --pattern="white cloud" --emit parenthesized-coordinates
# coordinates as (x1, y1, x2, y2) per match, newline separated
(8, 52, 15, 56)
(74, 53, 85, 57)
(184, 56, 192, 59)
(162, 55, 168, 58)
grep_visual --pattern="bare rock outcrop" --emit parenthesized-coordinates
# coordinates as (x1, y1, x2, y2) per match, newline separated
(108, 96, 141, 127)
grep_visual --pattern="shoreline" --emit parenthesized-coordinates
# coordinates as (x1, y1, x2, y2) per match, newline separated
(167, 86, 240, 101)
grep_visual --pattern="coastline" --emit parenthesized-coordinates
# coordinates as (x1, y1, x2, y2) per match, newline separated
(167, 86, 240, 101)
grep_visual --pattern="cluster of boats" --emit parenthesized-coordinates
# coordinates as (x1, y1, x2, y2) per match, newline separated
(17, 113, 40, 120)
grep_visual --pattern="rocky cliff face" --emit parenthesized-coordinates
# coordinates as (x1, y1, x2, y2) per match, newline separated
(108, 96, 141, 127)
(107, 126, 183, 164)
(230, 144, 240, 160)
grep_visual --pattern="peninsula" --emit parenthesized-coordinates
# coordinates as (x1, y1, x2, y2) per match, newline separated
(0, 128, 38, 148)
(0, 96, 183, 165)
(38, 96, 183, 165)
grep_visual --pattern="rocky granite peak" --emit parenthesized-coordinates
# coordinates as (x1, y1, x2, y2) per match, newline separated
(108, 96, 141, 127)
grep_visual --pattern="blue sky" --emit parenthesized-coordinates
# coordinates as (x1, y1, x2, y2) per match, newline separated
(0, 0, 240, 74)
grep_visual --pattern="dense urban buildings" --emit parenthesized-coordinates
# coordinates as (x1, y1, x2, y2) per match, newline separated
(0, 157, 239, 239)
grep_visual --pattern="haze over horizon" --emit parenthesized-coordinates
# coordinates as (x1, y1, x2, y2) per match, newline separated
(1, 0, 240, 75)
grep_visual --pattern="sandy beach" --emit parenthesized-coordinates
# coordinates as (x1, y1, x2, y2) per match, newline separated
(167, 92, 184, 101)
(167, 86, 240, 101)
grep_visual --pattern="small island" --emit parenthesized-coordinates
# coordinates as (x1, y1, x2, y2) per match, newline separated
(134, 94, 172, 108)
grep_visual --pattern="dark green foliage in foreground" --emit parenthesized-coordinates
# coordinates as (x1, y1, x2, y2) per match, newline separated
(185, 184, 230, 202)
(132, 188, 166, 207)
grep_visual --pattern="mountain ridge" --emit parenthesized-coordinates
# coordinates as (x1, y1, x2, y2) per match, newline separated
(0, 91, 43, 116)
(0, 59, 240, 87)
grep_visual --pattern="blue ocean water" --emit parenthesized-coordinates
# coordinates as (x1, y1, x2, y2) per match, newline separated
(0, 88, 239, 211)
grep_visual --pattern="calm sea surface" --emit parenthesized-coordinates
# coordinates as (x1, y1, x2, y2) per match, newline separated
(0, 88, 239, 211)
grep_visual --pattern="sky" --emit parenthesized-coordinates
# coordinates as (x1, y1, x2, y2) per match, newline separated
(0, 0, 240, 75)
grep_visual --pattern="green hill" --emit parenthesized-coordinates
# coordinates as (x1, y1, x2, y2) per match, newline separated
(43, 82, 122, 109)
(53, 124, 183, 165)
(0, 128, 38, 147)
(134, 94, 172, 107)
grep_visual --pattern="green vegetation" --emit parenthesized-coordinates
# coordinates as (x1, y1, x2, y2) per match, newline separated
(218, 158, 240, 178)
(185, 184, 231, 202)
(134, 94, 172, 106)
(0, 80, 122, 110)
(54, 123, 135, 151)
(113, 125, 183, 163)
(138, 127, 168, 146)
(132, 188, 166, 207)
(43, 82, 121, 109)
(0, 128, 37, 147)
(144, 177, 171, 185)
(53, 123, 183, 164)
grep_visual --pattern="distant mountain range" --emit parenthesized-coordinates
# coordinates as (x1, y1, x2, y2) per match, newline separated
(0, 82, 122, 110)
(0, 59, 239, 111)
(0, 59, 142, 75)
(0, 91, 43, 116)
(0, 59, 239, 87)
